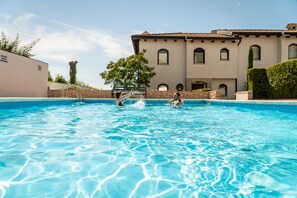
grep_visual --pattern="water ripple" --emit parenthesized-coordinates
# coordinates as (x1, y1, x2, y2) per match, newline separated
(0, 102, 297, 197)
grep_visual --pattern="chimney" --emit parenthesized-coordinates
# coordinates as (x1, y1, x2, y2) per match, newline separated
(286, 23, 297, 30)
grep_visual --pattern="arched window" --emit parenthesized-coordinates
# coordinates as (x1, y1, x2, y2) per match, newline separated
(194, 48, 205, 64)
(158, 84, 169, 91)
(251, 45, 261, 60)
(288, 44, 297, 59)
(219, 84, 227, 96)
(220, 48, 229, 60)
(191, 81, 207, 90)
(158, 49, 169, 64)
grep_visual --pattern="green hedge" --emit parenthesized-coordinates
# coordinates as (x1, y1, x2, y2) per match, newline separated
(266, 59, 297, 98)
(247, 59, 297, 99)
(247, 68, 269, 98)
(192, 88, 212, 92)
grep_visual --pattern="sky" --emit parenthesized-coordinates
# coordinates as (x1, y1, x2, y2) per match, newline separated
(1, 0, 297, 89)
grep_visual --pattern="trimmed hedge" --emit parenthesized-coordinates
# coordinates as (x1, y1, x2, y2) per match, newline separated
(247, 68, 269, 98)
(247, 59, 297, 99)
(192, 88, 212, 92)
(266, 59, 297, 98)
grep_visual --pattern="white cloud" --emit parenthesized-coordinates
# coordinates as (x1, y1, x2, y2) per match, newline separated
(35, 14, 132, 60)
(34, 30, 96, 62)
(0, 13, 132, 63)
(0, 12, 134, 89)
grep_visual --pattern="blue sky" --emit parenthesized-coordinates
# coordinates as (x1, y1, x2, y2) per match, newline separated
(1, 0, 297, 89)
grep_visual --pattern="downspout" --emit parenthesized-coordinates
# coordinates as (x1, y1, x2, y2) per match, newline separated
(185, 36, 188, 90)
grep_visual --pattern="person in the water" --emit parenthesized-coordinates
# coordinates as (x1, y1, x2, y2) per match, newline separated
(115, 91, 132, 106)
(168, 92, 183, 106)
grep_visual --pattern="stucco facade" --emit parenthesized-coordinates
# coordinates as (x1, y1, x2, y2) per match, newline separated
(0, 50, 48, 97)
(132, 24, 297, 99)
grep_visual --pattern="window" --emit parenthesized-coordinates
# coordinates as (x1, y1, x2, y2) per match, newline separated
(219, 84, 227, 96)
(158, 49, 169, 64)
(289, 44, 297, 59)
(158, 84, 169, 91)
(191, 81, 207, 90)
(251, 45, 261, 60)
(194, 48, 205, 64)
(220, 48, 229, 60)
(176, 84, 184, 91)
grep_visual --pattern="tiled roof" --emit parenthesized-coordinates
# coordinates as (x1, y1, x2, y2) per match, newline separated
(216, 29, 284, 32)
(132, 27, 297, 40)
(214, 29, 297, 35)
(131, 32, 237, 39)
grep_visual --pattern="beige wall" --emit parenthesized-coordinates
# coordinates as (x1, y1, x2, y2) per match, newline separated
(186, 40, 238, 79)
(236, 35, 281, 91)
(280, 36, 297, 62)
(0, 50, 48, 97)
(139, 39, 186, 90)
(136, 33, 297, 97)
(211, 79, 236, 99)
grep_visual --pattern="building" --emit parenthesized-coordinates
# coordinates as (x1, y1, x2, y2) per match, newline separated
(131, 23, 297, 99)
(0, 49, 48, 97)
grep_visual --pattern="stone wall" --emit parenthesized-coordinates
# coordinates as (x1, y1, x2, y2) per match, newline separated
(209, 90, 221, 99)
(48, 90, 112, 98)
(147, 90, 210, 99)
(48, 90, 210, 99)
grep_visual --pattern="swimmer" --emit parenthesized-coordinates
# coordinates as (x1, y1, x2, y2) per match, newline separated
(168, 92, 183, 106)
(115, 91, 132, 106)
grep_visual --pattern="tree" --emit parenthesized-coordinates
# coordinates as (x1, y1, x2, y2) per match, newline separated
(248, 47, 254, 69)
(48, 71, 53, 82)
(69, 61, 78, 84)
(100, 52, 156, 87)
(0, 31, 39, 58)
(54, 74, 67, 83)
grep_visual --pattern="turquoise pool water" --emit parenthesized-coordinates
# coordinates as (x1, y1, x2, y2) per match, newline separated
(0, 99, 297, 197)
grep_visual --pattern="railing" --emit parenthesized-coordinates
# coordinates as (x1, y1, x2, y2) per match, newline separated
(62, 84, 84, 102)
(112, 86, 146, 98)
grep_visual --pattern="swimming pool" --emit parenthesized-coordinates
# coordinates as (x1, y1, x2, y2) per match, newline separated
(0, 99, 297, 197)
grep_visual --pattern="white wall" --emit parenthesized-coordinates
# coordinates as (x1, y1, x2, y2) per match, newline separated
(0, 50, 48, 97)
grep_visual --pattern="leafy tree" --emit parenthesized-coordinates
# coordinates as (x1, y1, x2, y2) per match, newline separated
(100, 52, 156, 87)
(54, 74, 67, 83)
(48, 71, 53, 82)
(248, 47, 254, 69)
(69, 61, 78, 84)
(0, 31, 39, 58)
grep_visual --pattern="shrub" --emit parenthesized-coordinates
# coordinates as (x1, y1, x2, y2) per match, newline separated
(247, 59, 297, 99)
(247, 68, 269, 98)
(55, 74, 67, 83)
(192, 88, 212, 92)
(48, 71, 53, 82)
(266, 59, 297, 98)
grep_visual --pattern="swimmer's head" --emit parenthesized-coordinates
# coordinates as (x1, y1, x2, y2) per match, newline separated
(115, 92, 121, 99)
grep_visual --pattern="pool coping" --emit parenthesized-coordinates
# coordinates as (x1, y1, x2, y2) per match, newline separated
(1, 97, 297, 106)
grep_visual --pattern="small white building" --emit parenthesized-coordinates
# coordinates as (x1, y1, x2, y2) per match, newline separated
(0, 49, 48, 97)
(131, 24, 297, 99)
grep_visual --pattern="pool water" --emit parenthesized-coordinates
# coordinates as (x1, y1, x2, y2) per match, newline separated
(0, 100, 297, 197)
